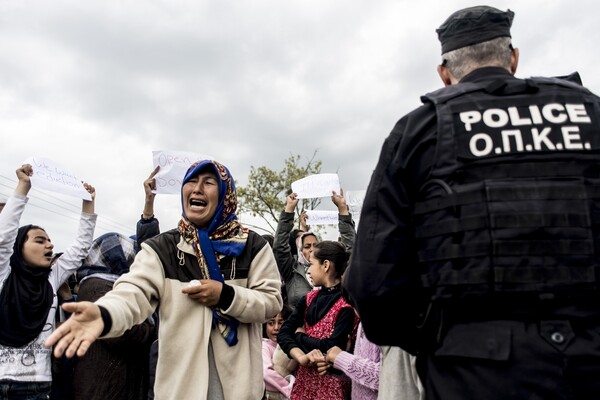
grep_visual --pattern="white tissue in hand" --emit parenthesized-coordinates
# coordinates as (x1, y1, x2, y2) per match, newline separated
(188, 279, 201, 287)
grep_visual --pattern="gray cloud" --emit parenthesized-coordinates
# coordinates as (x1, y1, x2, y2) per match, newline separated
(2, 0, 599, 249)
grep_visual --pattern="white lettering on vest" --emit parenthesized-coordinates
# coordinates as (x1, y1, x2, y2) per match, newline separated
(458, 102, 593, 157)
(469, 133, 493, 156)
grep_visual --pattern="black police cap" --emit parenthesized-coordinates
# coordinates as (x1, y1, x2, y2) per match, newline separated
(437, 6, 514, 54)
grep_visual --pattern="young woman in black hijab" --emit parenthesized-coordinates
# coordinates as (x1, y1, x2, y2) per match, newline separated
(0, 163, 97, 400)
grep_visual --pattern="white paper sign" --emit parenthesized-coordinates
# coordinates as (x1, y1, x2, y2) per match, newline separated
(291, 173, 340, 199)
(153, 150, 214, 194)
(25, 156, 91, 200)
(306, 210, 339, 225)
(345, 189, 366, 217)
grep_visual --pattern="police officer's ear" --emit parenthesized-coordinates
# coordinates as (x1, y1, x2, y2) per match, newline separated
(510, 46, 519, 75)
(437, 62, 454, 86)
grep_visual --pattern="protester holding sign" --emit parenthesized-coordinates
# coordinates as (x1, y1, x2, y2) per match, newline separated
(0, 163, 97, 400)
(273, 188, 356, 311)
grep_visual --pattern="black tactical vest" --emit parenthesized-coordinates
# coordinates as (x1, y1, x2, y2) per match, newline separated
(415, 76, 600, 302)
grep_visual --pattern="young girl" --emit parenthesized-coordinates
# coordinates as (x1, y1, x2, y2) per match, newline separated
(273, 191, 356, 312)
(0, 164, 97, 400)
(277, 240, 358, 400)
(262, 304, 295, 400)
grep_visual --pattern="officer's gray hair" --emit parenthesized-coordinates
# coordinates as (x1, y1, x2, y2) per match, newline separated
(442, 36, 513, 81)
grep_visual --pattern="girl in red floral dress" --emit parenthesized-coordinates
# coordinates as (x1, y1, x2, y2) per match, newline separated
(277, 241, 358, 400)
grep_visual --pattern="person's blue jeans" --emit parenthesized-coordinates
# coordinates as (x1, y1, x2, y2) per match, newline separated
(0, 380, 50, 400)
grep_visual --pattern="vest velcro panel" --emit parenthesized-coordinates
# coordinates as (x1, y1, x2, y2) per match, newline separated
(414, 178, 599, 299)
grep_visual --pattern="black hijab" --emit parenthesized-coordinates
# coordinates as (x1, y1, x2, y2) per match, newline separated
(0, 225, 53, 347)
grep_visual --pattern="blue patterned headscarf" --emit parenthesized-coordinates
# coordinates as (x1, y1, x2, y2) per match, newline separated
(178, 159, 248, 346)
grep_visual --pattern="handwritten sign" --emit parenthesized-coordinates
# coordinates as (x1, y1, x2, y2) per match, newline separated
(291, 173, 340, 199)
(152, 150, 214, 194)
(306, 210, 339, 225)
(24, 156, 91, 200)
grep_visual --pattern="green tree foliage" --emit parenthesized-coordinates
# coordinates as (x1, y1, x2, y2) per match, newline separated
(237, 151, 323, 232)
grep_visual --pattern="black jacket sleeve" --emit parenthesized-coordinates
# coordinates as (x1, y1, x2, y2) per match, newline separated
(135, 216, 160, 253)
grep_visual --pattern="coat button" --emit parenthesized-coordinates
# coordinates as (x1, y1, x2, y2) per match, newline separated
(550, 332, 565, 344)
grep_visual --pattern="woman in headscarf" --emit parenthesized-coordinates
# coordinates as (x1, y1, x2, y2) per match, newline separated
(45, 159, 283, 400)
(0, 164, 97, 400)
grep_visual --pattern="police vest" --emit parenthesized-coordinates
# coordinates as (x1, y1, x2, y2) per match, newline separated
(415, 75, 600, 302)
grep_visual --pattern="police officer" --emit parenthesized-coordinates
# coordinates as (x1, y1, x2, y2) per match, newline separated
(343, 5, 600, 400)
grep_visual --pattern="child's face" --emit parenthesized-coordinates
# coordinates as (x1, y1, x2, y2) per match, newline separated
(307, 252, 328, 287)
(265, 313, 285, 342)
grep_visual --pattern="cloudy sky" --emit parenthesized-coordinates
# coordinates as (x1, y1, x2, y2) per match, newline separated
(1, 0, 599, 251)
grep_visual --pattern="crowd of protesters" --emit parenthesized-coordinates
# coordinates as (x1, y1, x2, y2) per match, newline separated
(0, 160, 423, 400)
(5, 5, 600, 399)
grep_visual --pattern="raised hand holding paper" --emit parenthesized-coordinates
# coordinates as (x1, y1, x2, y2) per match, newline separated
(291, 173, 340, 199)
